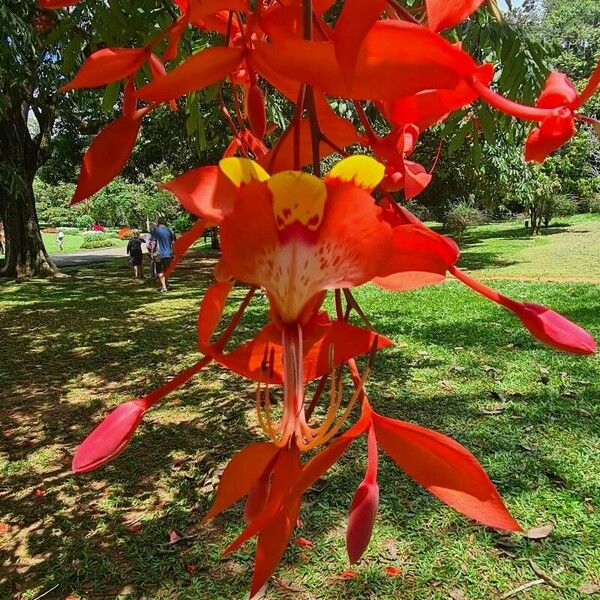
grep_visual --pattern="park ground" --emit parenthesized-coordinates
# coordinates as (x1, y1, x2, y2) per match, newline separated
(1, 215, 599, 599)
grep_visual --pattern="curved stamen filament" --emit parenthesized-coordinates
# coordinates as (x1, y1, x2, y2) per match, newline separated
(254, 325, 374, 450)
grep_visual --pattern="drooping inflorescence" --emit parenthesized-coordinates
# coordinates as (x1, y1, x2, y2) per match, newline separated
(42, 0, 599, 595)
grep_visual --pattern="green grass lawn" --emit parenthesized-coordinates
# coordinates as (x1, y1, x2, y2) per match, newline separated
(457, 214, 600, 282)
(42, 231, 128, 254)
(1, 220, 599, 599)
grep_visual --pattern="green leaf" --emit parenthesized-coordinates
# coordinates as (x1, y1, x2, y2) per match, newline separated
(102, 82, 121, 113)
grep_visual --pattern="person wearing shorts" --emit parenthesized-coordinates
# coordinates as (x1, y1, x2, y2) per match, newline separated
(151, 218, 175, 293)
(126, 229, 144, 279)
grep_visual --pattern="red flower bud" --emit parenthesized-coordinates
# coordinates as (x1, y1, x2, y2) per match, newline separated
(72, 399, 147, 473)
(247, 84, 267, 140)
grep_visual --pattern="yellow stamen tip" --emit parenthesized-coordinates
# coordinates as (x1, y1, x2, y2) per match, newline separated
(219, 157, 269, 187)
(325, 155, 385, 191)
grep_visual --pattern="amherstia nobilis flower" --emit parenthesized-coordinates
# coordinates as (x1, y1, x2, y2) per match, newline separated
(42, 0, 599, 595)
(73, 156, 595, 596)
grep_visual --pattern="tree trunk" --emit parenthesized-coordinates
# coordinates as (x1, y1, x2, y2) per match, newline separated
(0, 92, 57, 279)
(0, 176, 56, 279)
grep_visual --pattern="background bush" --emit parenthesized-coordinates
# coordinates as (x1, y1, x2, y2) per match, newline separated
(444, 199, 486, 241)
(77, 214, 94, 230)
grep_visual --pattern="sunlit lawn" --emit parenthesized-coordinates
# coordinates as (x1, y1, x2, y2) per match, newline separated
(41, 231, 128, 254)
(1, 217, 599, 599)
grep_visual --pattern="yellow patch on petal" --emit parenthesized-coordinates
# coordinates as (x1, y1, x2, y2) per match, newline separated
(325, 155, 385, 191)
(219, 157, 269, 187)
(268, 171, 327, 231)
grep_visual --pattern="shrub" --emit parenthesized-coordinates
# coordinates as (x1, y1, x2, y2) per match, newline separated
(406, 203, 432, 223)
(60, 227, 80, 235)
(542, 194, 578, 227)
(172, 212, 194, 233)
(444, 200, 485, 240)
(588, 195, 600, 214)
(82, 231, 106, 241)
(77, 214, 94, 230)
(80, 237, 115, 249)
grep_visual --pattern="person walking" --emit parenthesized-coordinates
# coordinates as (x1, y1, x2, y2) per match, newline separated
(151, 218, 175, 293)
(0, 222, 5, 255)
(56, 228, 65, 251)
(126, 229, 144, 279)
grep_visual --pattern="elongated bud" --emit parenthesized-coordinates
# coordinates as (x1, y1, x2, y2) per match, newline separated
(72, 399, 148, 473)
(450, 267, 596, 355)
(247, 84, 266, 140)
(346, 426, 379, 564)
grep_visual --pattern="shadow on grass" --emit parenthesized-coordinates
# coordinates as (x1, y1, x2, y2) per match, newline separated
(1, 254, 599, 598)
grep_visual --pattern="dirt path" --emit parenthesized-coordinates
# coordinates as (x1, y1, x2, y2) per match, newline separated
(50, 246, 142, 267)
(475, 273, 600, 285)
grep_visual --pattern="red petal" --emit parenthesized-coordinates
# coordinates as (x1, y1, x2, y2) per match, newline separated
(203, 442, 280, 522)
(244, 473, 272, 524)
(138, 47, 243, 102)
(373, 222, 459, 291)
(524, 111, 575, 162)
(197, 281, 233, 348)
(39, 0, 80, 7)
(387, 63, 494, 129)
(333, 0, 386, 81)
(189, 0, 248, 27)
(404, 160, 432, 200)
(161, 165, 237, 222)
(207, 318, 391, 384)
(71, 109, 148, 204)
(247, 84, 267, 140)
(253, 20, 476, 100)
(372, 413, 522, 531)
(450, 267, 596, 354)
(163, 15, 189, 62)
(165, 219, 214, 277)
(72, 400, 147, 473)
(346, 426, 379, 563)
(536, 72, 578, 109)
(426, 0, 485, 32)
(250, 446, 302, 597)
(575, 61, 600, 108)
(60, 48, 148, 91)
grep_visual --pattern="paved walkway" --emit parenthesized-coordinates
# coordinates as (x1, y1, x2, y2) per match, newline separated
(50, 246, 135, 267)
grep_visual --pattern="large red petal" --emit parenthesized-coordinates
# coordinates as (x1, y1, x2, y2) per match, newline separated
(188, 0, 248, 27)
(372, 413, 522, 531)
(250, 445, 302, 597)
(333, 0, 386, 81)
(71, 108, 149, 204)
(524, 111, 575, 162)
(426, 0, 485, 32)
(536, 72, 578, 109)
(161, 165, 237, 222)
(203, 442, 280, 522)
(39, 0, 80, 7)
(373, 222, 459, 291)
(60, 48, 148, 91)
(138, 47, 243, 103)
(207, 318, 391, 384)
(197, 281, 233, 348)
(253, 20, 476, 100)
(575, 61, 600, 108)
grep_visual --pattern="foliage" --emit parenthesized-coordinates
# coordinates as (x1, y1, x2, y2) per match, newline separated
(587, 195, 600, 214)
(444, 198, 486, 240)
(76, 214, 94, 230)
(80, 237, 115, 249)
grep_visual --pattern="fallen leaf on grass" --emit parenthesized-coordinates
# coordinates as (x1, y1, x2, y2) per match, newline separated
(524, 523, 553, 540)
(385, 566, 402, 576)
(338, 570, 357, 580)
(34, 488, 46, 498)
(0, 523, 10, 534)
(579, 583, 600, 595)
(274, 578, 302, 593)
(449, 590, 466, 600)
(3, 429, 13, 437)
(185, 563, 198, 574)
(294, 537, 313, 548)
(169, 530, 181, 543)
(125, 523, 142, 533)
(479, 404, 506, 416)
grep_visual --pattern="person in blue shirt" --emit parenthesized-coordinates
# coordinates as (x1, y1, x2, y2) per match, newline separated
(151, 217, 176, 293)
